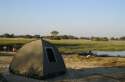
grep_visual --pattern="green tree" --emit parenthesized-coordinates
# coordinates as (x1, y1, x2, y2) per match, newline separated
(51, 31, 59, 36)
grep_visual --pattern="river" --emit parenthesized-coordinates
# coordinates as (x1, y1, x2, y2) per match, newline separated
(94, 51, 125, 57)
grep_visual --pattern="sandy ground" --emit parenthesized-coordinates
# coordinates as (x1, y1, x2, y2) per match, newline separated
(1, 55, 125, 82)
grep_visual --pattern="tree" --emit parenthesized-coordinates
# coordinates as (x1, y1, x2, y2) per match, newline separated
(91, 37, 109, 41)
(51, 31, 59, 36)
(24, 35, 33, 38)
(33, 35, 41, 38)
(3, 33, 10, 38)
(120, 36, 125, 40)
(1, 33, 15, 38)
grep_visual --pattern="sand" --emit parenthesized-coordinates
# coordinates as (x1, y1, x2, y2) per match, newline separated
(1, 55, 125, 82)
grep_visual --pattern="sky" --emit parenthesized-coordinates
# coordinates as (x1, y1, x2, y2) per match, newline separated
(0, 0, 125, 37)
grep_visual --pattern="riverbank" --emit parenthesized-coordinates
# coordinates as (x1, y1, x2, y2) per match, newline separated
(51, 55, 125, 82)
(49, 40, 125, 53)
(0, 38, 125, 53)
(64, 55, 125, 68)
(1, 54, 125, 72)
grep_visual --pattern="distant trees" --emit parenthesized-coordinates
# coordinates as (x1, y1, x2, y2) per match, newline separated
(91, 37, 109, 41)
(119, 36, 125, 40)
(110, 37, 125, 41)
(110, 37, 119, 40)
(51, 31, 59, 37)
(34, 35, 41, 38)
(17, 35, 41, 38)
(0, 33, 15, 38)
(0, 33, 41, 39)
(80, 37, 90, 40)
(50, 31, 60, 40)
(58, 35, 78, 39)
(43, 35, 79, 40)
(0, 32, 125, 41)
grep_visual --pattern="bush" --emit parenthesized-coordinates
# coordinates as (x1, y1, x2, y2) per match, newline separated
(91, 37, 109, 41)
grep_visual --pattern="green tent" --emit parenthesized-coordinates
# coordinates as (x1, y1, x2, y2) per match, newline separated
(9, 39, 66, 79)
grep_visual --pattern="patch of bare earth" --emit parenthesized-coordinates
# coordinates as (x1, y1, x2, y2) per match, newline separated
(1, 55, 125, 82)
(64, 55, 125, 68)
(49, 54, 125, 82)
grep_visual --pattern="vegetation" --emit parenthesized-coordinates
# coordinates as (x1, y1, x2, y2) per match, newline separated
(0, 33, 41, 39)
(0, 38, 35, 45)
(51, 31, 59, 36)
(0, 33, 125, 41)
(91, 37, 109, 41)
(0, 38, 125, 53)
(49, 40, 125, 53)
(43, 35, 79, 40)
(64, 55, 125, 68)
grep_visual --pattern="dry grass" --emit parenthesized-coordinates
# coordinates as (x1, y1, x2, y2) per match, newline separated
(63, 55, 125, 69)
(0, 56, 13, 72)
(49, 55, 125, 82)
(0, 54, 125, 71)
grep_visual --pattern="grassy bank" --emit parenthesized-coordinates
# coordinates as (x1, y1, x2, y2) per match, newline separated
(48, 40, 125, 53)
(0, 38, 35, 45)
(0, 38, 125, 53)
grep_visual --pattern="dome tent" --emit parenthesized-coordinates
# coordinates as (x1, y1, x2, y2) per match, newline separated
(9, 39, 66, 80)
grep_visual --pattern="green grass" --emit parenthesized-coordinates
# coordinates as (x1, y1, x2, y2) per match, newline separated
(0, 38, 35, 45)
(48, 40, 125, 53)
(0, 38, 125, 53)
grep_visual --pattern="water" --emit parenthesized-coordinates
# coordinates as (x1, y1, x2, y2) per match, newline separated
(94, 51, 125, 57)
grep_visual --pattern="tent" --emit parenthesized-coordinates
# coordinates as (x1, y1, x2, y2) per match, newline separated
(9, 39, 66, 80)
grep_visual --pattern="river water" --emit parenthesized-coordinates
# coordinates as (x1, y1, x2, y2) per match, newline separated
(94, 51, 125, 57)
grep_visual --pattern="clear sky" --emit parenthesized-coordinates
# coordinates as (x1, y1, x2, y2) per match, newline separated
(0, 0, 125, 37)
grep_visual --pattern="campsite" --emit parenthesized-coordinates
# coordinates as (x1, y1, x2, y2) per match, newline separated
(0, 38, 125, 82)
(1, 0, 125, 81)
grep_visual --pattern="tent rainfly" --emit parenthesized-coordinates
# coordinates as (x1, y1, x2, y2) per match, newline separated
(9, 39, 66, 79)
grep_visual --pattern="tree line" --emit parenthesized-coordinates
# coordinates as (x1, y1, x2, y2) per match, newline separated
(0, 31, 125, 41)
(0, 33, 41, 38)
